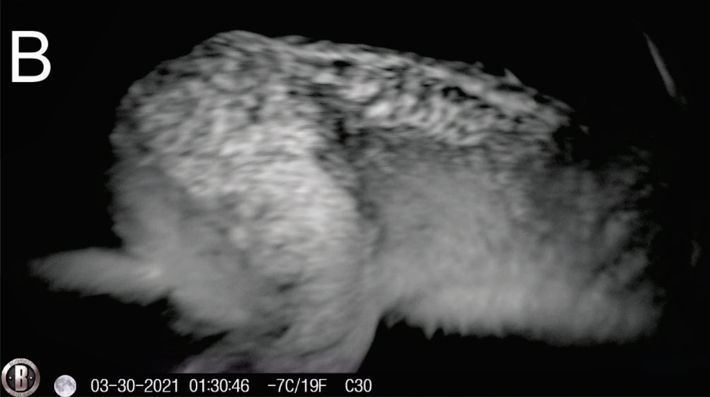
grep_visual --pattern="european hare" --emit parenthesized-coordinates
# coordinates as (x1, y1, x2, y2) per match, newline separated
(33, 30, 663, 373)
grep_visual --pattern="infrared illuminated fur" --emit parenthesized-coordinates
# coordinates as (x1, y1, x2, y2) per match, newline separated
(33, 31, 661, 372)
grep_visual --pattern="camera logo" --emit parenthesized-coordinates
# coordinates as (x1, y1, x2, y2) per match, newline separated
(2, 359, 40, 397)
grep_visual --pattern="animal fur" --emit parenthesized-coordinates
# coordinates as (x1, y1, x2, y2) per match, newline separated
(32, 30, 661, 372)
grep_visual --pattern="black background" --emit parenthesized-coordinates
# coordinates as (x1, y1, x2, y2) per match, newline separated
(2, 2, 709, 395)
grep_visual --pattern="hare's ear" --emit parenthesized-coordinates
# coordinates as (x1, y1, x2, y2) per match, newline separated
(31, 248, 168, 304)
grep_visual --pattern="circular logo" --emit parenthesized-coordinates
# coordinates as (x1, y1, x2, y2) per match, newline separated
(1, 359, 40, 397)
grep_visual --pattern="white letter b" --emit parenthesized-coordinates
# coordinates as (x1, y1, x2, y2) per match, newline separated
(12, 31, 51, 83)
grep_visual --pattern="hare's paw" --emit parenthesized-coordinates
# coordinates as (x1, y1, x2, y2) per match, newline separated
(31, 248, 168, 304)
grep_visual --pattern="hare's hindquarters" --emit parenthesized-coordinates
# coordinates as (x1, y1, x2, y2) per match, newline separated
(33, 154, 385, 372)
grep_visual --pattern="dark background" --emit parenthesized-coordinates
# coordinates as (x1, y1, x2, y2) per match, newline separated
(2, 2, 709, 395)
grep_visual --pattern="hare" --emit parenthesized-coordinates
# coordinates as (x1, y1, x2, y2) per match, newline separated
(32, 30, 662, 372)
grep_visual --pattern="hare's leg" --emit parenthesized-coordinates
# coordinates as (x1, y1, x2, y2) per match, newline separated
(173, 159, 385, 373)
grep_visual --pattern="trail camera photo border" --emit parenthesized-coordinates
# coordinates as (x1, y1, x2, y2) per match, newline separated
(1, 2, 708, 396)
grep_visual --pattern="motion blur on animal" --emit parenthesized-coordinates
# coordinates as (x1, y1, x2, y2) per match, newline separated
(33, 30, 665, 373)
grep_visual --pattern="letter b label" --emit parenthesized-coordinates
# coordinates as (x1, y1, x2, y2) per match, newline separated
(14, 365, 28, 391)
(12, 31, 51, 83)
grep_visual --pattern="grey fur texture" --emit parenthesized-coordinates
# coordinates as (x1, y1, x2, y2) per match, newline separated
(32, 30, 661, 372)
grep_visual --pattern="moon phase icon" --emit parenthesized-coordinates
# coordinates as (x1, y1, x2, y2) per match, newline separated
(53, 375, 76, 397)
